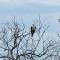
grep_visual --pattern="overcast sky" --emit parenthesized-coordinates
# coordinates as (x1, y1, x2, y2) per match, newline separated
(0, 0, 60, 38)
(0, 0, 60, 60)
(0, 0, 60, 5)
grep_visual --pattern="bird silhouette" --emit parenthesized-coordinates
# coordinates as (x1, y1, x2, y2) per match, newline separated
(31, 24, 36, 37)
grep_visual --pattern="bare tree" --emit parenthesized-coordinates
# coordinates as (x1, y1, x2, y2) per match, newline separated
(0, 16, 59, 60)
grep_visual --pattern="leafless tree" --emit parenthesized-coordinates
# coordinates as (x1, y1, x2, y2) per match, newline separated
(0, 16, 59, 60)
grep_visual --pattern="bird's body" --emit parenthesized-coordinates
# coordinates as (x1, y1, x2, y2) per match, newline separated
(58, 19, 60, 22)
(31, 24, 36, 37)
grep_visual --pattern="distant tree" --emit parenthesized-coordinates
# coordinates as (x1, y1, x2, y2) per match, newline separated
(0, 16, 59, 60)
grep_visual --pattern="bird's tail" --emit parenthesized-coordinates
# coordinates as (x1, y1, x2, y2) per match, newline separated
(31, 33, 33, 37)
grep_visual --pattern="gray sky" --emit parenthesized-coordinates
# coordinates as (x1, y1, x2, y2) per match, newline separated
(0, 0, 60, 43)
(0, 0, 60, 60)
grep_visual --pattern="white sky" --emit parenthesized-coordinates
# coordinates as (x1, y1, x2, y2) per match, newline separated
(0, 1, 60, 60)
(0, 0, 60, 5)
(0, 0, 59, 37)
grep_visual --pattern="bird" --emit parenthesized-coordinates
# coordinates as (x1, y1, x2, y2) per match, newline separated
(31, 24, 36, 37)
(58, 19, 60, 22)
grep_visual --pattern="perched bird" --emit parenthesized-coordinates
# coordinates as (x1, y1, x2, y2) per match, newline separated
(58, 19, 60, 22)
(31, 24, 36, 37)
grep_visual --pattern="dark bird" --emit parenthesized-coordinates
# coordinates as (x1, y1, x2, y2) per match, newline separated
(58, 19, 60, 22)
(31, 24, 36, 37)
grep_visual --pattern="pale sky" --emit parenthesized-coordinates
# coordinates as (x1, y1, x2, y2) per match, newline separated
(0, 0, 60, 41)
(0, 0, 60, 5)
(0, 0, 60, 60)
